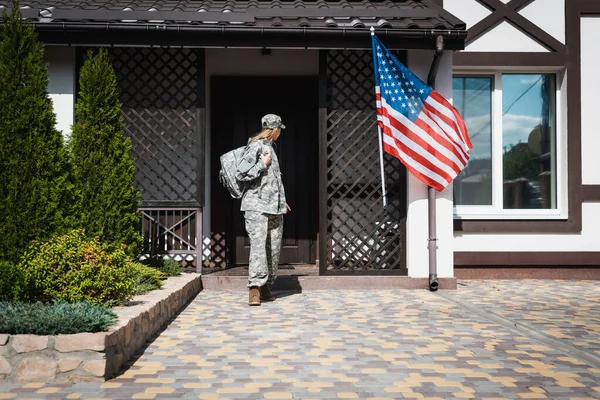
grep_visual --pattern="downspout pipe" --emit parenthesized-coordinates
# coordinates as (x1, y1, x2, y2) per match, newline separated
(426, 35, 444, 292)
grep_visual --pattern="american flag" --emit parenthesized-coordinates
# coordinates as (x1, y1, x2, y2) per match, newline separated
(372, 34, 472, 191)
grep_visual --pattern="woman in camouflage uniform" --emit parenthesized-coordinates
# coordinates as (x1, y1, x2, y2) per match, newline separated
(235, 114, 290, 306)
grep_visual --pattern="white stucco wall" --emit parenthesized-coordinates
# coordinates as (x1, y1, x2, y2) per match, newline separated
(203, 49, 319, 260)
(581, 17, 600, 186)
(44, 46, 75, 138)
(406, 50, 454, 278)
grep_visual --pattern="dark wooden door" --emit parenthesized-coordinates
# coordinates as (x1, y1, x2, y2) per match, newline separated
(211, 76, 318, 265)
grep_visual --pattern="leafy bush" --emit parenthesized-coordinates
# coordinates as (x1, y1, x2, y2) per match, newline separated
(129, 262, 165, 296)
(159, 258, 183, 276)
(18, 229, 135, 305)
(0, 4, 72, 262)
(142, 255, 182, 277)
(0, 260, 22, 301)
(69, 48, 142, 256)
(0, 300, 116, 335)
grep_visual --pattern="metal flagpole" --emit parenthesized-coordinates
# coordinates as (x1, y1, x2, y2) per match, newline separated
(377, 125, 388, 208)
(371, 27, 388, 209)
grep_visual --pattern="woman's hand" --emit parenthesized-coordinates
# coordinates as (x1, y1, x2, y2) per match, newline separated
(261, 150, 272, 166)
(286, 203, 291, 212)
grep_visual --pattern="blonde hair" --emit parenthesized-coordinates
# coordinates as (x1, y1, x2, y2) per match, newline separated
(251, 128, 281, 142)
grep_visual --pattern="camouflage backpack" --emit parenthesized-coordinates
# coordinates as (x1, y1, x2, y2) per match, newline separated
(218, 145, 248, 199)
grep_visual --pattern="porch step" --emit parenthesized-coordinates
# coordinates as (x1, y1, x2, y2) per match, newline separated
(200, 275, 457, 291)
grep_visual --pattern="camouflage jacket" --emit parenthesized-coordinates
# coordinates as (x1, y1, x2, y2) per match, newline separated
(235, 138, 287, 215)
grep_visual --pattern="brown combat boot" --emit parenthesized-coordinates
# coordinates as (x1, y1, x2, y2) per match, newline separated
(260, 285, 276, 302)
(248, 287, 261, 306)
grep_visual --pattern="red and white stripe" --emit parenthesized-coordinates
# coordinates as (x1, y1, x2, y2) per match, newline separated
(376, 87, 472, 191)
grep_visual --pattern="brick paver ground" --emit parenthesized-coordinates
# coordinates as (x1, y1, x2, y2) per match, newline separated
(1, 280, 600, 399)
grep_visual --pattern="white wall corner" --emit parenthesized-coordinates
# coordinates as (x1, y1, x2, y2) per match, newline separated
(43, 46, 76, 140)
(406, 50, 455, 278)
(581, 17, 600, 185)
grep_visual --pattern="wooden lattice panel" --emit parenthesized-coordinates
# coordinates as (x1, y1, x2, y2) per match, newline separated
(109, 47, 199, 204)
(325, 50, 407, 273)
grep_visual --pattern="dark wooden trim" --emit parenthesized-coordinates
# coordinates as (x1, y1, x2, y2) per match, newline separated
(582, 185, 600, 202)
(454, 52, 567, 66)
(508, 0, 536, 11)
(578, 0, 600, 13)
(565, 1, 583, 232)
(196, 49, 206, 207)
(455, 267, 600, 280)
(455, 251, 600, 266)
(454, 219, 579, 233)
(318, 50, 328, 276)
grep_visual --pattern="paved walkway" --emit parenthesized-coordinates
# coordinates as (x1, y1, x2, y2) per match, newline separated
(1, 280, 600, 399)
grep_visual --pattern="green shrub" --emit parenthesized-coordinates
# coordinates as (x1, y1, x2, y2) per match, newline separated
(0, 300, 117, 335)
(19, 229, 135, 305)
(129, 262, 165, 296)
(0, 4, 72, 262)
(159, 258, 183, 276)
(0, 260, 22, 301)
(142, 255, 182, 277)
(69, 48, 142, 257)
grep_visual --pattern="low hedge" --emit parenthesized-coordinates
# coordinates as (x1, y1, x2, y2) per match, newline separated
(142, 255, 182, 277)
(0, 300, 117, 335)
(130, 262, 165, 296)
(18, 229, 135, 305)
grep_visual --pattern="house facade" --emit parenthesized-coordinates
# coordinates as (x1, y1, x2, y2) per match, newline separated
(445, 0, 600, 279)
(2, 0, 597, 284)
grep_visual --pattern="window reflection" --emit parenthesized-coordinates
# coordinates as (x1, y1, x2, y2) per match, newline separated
(502, 74, 556, 209)
(452, 77, 493, 206)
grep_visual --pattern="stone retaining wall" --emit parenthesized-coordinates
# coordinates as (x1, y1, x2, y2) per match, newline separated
(0, 273, 202, 383)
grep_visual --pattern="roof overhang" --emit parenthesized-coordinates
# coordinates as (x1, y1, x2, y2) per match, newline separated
(1, 1, 467, 50)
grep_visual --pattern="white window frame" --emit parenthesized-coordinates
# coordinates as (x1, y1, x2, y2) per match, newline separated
(452, 68, 568, 220)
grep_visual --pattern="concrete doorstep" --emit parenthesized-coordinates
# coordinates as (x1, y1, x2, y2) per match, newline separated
(201, 275, 457, 290)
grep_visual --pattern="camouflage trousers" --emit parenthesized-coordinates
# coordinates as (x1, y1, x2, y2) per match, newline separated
(244, 211, 284, 288)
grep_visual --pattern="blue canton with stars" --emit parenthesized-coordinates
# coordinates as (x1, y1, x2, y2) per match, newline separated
(372, 35, 433, 123)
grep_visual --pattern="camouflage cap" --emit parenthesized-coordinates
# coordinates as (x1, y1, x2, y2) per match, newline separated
(261, 114, 285, 129)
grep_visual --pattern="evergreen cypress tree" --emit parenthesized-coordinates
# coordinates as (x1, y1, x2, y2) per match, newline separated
(70, 49, 142, 255)
(0, 3, 70, 262)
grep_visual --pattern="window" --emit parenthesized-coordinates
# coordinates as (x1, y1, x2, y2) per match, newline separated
(452, 72, 563, 219)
